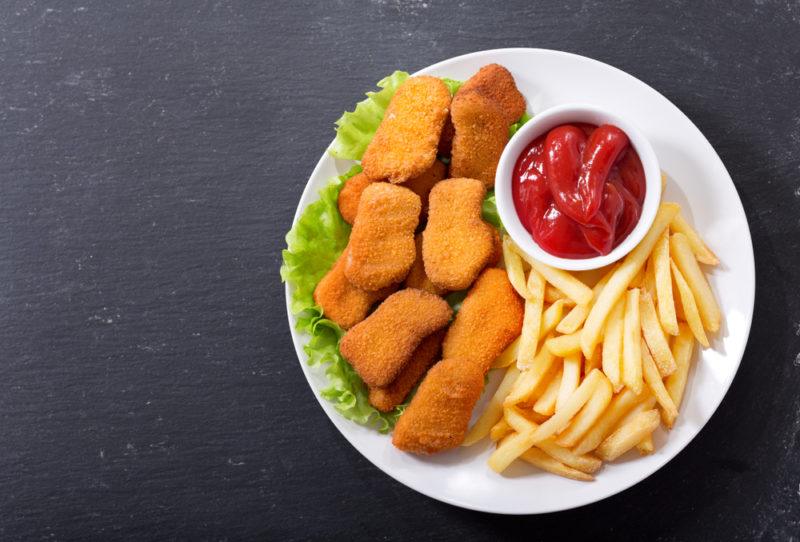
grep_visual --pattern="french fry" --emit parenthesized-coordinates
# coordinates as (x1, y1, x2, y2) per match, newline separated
(503, 236, 531, 299)
(505, 346, 557, 406)
(557, 354, 581, 412)
(462, 364, 520, 446)
(670, 233, 720, 332)
(643, 257, 656, 296)
(630, 265, 646, 289)
(573, 388, 646, 455)
(602, 297, 625, 391)
(512, 245, 593, 305)
(584, 346, 601, 374)
(671, 260, 710, 347)
(636, 435, 654, 455)
(490, 418, 512, 442)
(491, 337, 519, 369)
(556, 372, 613, 447)
(581, 202, 681, 358)
(640, 290, 677, 377)
(529, 370, 603, 443)
(540, 299, 568, 338)
(489, 431, 535, 473)
(596, 409, 661, 461)
(653, 230, 679, 335)
(556, 266, 616, 334)
(641, 338, 679, 424)
(663, 323, 695, 426)
(533, 367, 562, 416)
(545, 332, 582, 357)
(622, 288, 643, 394)
(519, 447, 594, 481)
(516, 268, 545, 368)
(670, 212, 719, 265)
(617, 395, 657, 428)
(544, 285, 572, 305)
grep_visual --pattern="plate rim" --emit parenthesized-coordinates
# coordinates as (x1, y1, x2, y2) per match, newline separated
(283, 47, 755, 514)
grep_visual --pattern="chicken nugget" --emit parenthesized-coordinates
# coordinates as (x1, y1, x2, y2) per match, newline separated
(344, 183, 420, 291)
(437, 115, 455, 157)
(368, 330, 444, 412)
(455, 64, 526, 123)
(392, 357, 485, 454)
(404, 234, 446, 296)
(339, 289, 452, 387)
(313, 249, 395, 330)
(449, 92, 509, 189)
(361, 76, 451, 184)
(337, 172, 376, 225)
(401, 159, 446, 219)
(443, 268, 524, 372)
(422, 178, 499, 291)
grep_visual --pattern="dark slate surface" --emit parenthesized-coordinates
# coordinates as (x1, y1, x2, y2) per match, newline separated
(0, 0, 798, 539)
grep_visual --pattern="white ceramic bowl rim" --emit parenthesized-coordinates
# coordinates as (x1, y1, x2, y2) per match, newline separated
(495, 103, 662, 271)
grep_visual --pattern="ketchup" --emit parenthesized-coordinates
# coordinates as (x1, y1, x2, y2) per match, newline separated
(512, 123, 645, 258)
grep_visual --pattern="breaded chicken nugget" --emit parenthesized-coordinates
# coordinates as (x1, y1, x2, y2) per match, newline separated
(368, 330, 444, 412)
(339, 289, 452, 387)
(344, 183, 421, 291)
(449, 92, 509, 189)
(313, 249, 395, 330)
(422, 178, 500, 291)
(443, 268, 524, 372)
(392, 357, 485, 454)
(437, 115, 455, 157)
(455, 64, 526, 123)
(337, 172, 376, 225)
(361, 76, 451, 184)
(404, 234, 446, 295)
(401, 159, 446, 219)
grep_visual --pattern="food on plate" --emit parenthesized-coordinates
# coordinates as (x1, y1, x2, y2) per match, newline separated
(404, 234, 446, 295)
(442, 268, 524, 372)
(283, 63, 726, 484)
(422, 178, 500, 290)
(368, 330, 444, 412)
(392, 357, 485, 454)
(450, 65, 526, 188)
(313, 248, 396, 329)
(344, 183, 421, 291)
(337, 171, 375, 225)
(339, 289, 452, 388)
(512, 123, 646, 258)
(402, 159, 447, 219)
(361, 76, 451, 184)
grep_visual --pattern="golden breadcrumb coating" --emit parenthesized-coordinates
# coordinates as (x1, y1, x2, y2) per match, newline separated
(361, 76, 451, 184)
(422, 178, 499, 291)
(449, 92, 509, 189)
(392, 357, 485, 454)
(368, 330, 444, 412)
(455, 63, 526, 123)
(404, 234, 446, 296)
(339, 289, 452, 388)
(337, 172, 376, 225)
(344, 183, 420, 291)
(442, 268, 524, 373)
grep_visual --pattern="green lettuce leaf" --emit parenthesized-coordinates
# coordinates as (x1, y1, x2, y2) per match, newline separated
(441, 77, 463, 95)
(482, 190, 503, 230)
(509, 111, 532, 137)
(328, 71, 410, 161)
(281, 165, 402, 432)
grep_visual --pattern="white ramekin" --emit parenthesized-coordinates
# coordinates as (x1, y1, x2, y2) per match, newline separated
(494, 103, 661, 271)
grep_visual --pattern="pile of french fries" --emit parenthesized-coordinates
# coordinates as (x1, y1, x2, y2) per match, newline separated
(464, 197, 721, 481)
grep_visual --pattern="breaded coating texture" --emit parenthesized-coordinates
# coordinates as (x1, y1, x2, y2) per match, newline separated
(401, 159, 446, 219)
(368, 330, 444, 412)
(437, 115, 455, 157)
(404, 234, 446, 296)
(449, 92, 509, 189)
(339, 289, 452, 387)
(361, 76, 451, 184)
(443, 268, 524, 373)
(422, 178, 499, 291)
(392, 357, 485, 454)
(313, 249, 395, 330)
(337, 172, 376, 225)
(344, 183, 421, 291)
(455, 64, 526, 123)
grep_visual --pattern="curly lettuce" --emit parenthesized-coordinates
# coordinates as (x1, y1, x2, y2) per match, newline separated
(281, 166, 403, 432)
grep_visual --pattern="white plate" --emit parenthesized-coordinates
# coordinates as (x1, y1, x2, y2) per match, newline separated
(284, 48, 755, 514)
